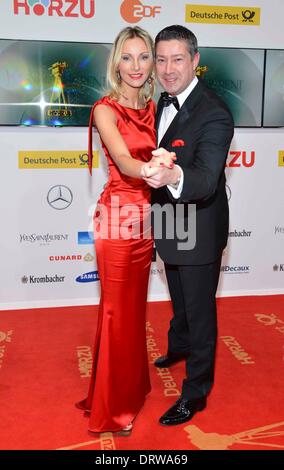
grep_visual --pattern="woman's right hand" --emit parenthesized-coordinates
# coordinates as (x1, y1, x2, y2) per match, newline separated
(150, 147, 176, 169)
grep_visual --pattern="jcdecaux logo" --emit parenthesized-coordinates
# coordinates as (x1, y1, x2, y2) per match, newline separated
(13, 0, 95, 18)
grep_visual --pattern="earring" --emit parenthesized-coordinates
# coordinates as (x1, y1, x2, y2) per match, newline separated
(116, 71, 121, 83)
(147, 75, 154, 92)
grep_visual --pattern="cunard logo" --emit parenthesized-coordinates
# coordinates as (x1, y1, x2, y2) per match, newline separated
(84, 253, 94, 262)
(184, 422, 284, 449)
(13, 0, 95, 18)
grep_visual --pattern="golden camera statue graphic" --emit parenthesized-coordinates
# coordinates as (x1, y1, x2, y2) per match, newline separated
(48, 61, 72, 117)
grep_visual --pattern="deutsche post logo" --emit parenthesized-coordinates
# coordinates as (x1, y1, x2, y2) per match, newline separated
(0, 331, 13, 343)
(18, 151, 99, 169)
(278, 151, 284, 167)
(185, 4, 260, 26)
(255, 312, 284, 334)
(241, 9, 256, 22)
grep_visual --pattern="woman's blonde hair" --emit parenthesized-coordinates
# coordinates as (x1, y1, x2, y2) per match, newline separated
(106, 26, 155, 102)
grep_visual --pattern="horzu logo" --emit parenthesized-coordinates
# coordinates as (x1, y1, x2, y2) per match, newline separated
(226, 151, 255, 168)
(76, 346, 92, 378)
(13, 0, 95, 18)
(220, 336, 255, 364)
(0, 331, 13, 370)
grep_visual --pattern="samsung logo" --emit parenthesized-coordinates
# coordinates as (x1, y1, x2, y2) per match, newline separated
(78, 232, 94, 245)
(76, 271, 100, 283)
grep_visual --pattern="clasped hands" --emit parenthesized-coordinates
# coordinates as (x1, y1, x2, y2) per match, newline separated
(141, 148, 181, 189)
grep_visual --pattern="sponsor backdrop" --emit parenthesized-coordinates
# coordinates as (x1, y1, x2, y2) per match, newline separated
(0, 0, 283, 308)
(0, 0, 283, 48)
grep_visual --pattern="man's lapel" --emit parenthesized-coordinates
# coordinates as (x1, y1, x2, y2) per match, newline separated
(155, 97, 164, 131)
(157, 80, 204, 148)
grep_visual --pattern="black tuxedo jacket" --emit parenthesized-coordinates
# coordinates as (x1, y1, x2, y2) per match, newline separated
(152, 80, 234, 265)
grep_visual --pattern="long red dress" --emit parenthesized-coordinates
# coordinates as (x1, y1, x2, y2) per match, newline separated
(79, 96, 156, 433)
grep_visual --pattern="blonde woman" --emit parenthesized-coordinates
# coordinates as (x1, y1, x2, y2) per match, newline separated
(76, 26, 175, 435)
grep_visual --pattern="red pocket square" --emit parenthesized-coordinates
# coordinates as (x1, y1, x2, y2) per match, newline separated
(171, 139, 185, 147)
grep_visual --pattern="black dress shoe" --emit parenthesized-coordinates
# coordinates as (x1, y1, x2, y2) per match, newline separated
(75, 399, 91, 417)
(159, 396, 207, 426)
(154, 354, 184, 368)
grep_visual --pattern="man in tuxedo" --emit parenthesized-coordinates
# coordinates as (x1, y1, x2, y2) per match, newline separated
(143, 25, 234, 426)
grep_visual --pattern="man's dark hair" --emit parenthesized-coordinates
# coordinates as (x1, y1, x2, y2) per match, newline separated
(155, 25, 198, 59)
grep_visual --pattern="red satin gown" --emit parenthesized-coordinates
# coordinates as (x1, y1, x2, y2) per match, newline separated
(80, 96, 156, 433)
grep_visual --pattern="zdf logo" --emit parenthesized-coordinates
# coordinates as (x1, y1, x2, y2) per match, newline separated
(120, 0, 161, 23)
(13, 0, 95, 18)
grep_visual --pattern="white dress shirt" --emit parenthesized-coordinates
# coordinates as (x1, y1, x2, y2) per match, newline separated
(158, 77, 199, 198)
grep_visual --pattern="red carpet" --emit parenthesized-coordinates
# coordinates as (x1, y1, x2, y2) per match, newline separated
(0, 296, 284, 450)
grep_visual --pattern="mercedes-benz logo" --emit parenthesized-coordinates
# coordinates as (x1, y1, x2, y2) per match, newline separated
(47, 185, 73, 210)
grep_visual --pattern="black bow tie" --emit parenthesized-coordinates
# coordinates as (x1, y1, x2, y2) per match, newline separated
(161, 92, 180, 111)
